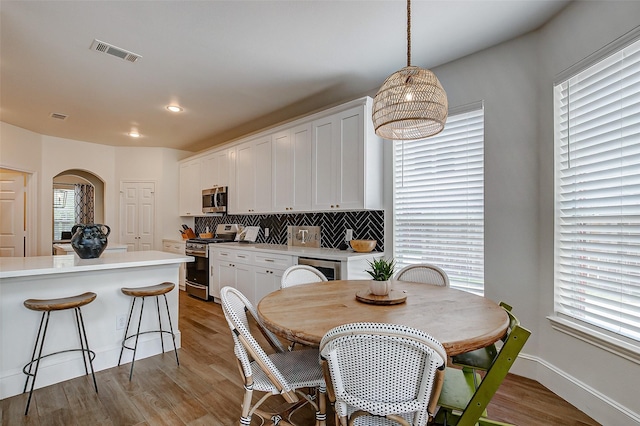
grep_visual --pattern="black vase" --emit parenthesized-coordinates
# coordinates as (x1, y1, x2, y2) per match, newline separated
(70, 224, 111, 259)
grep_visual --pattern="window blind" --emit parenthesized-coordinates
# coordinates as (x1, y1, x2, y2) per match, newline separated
(394, 105, 484, 295)
(554, 37, 640, 342)
(53, 187, 75, 240)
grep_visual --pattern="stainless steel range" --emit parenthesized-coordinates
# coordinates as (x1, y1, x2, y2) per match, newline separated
(185, 224, 241, 300)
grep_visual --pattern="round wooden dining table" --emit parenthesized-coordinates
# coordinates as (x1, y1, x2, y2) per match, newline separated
(257, 279, 509, 356)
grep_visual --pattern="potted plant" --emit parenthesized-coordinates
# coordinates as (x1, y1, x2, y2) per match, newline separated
(365, 257, 396, 295)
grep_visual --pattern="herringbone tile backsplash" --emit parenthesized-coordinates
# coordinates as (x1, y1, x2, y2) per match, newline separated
(195, 210, 384, 252)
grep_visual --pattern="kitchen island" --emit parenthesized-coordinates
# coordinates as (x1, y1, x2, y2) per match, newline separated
(0, 250, 192, 399)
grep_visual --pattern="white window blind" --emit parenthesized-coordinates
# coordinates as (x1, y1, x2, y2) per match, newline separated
(53, 187, 75, 240)
(394, 104, 484, 295)
(554, 36, 640, 342)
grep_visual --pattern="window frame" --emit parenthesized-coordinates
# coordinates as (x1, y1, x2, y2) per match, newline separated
(551, 26, 640, 363)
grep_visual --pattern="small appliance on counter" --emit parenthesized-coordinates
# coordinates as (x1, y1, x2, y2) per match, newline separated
(184, 223, 241, 301)
(236, 226, 260, 243)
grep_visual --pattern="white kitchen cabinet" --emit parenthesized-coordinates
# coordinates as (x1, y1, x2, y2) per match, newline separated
(311, 100, 383, 211)
(254, 267, 283, 303)
(163, 239, 186, 290)
(212, 246, 234, 300)
(254, 137, 272, 212)
(273, 123, 312, 213)
(201, 149, 230, 189)
(179, 97, 382, 215)
(235, 141, 255, 214)
(179, 158, 201, 216)
(210, 246, 293, 305)
(234, 136, 272, 214)
(235, 263, 255, 303)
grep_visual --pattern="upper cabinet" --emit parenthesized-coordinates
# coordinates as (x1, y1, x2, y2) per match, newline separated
(178, 96, 383, 215)
(312, 101, 382, 211)
(201, 149, 230, 189)
(179, 147, 236, 217)
(179, 158, 201, 216)
(272, 123, 313, 213)
(234, 136, 272, 214)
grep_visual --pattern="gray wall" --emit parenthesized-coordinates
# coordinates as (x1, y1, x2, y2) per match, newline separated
(383, 2, 640, 423)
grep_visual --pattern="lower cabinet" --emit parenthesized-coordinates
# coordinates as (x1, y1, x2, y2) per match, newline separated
(254, 267, 284, 303)
(211, 246, 294, 305)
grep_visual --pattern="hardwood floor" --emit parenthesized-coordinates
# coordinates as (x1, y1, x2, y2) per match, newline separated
(1, 291, 601, 426)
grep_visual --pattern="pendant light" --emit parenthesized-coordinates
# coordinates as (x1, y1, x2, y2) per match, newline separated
(372, 0, 448, 140)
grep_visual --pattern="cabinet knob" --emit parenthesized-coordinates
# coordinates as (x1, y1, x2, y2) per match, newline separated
(336, 204, 340, 208)
(331, 205, 334, 208)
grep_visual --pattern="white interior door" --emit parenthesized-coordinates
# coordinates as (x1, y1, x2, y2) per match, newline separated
(0, 171, 26, 257)
(120, 181, 155, 251)
(137, 182, 155, 251)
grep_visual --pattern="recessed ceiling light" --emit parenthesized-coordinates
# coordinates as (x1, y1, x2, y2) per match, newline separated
(128, 131, 141, 138)
(166, 105, 183, 113)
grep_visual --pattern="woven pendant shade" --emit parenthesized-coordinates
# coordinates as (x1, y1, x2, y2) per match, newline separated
(372, 66, 448, 140)
(372, 0, 448, 140)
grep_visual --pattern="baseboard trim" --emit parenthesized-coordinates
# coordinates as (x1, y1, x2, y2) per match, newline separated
(511, 353, 640, 425)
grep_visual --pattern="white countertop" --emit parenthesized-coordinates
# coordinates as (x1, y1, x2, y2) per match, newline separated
(214, 242, 384, 261)
(0, 250, 193, 279)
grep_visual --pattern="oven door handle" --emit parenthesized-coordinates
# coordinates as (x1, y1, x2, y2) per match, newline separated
(186, 280, 207, 289)
(186, 250, 207, 257)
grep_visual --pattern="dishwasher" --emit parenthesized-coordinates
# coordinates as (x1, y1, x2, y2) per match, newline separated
(297, 257, 342, 281)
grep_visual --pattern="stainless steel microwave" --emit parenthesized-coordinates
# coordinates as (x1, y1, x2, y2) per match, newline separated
(202, 186, 227, 213)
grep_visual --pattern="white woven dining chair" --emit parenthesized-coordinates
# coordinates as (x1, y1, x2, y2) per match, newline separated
(395, 264, 450, 287)
(281, 265, 328, 288)
(220, 286, 327, 426)
(319, 322, 446, 426)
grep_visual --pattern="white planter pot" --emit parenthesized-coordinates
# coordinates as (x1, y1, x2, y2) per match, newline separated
(369, 280, 391, 296)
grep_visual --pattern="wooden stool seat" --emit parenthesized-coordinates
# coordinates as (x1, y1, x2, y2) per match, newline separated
(22, 292, 98, 415)
(121, 282, 174, 298)
(24, 292, 97, 312)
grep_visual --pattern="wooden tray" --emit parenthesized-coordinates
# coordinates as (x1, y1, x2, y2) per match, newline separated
(355, 289, 407, 305)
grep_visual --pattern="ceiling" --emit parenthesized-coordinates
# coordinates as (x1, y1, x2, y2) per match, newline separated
(0, 1, 570, 153)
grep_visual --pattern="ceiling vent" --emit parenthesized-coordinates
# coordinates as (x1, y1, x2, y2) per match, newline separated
(50, 112, 68, 120)
(90, 39, 142, 63)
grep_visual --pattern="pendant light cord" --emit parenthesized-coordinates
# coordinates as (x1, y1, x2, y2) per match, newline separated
(407, 0, 411, 67)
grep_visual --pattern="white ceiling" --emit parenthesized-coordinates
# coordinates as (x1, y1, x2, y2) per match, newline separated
(0, 0, 570, 153)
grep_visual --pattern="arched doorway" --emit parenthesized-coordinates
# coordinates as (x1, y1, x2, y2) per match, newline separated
(52, 170, 105, 241)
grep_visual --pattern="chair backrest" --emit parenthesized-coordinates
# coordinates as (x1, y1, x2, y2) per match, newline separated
(395, 264, 450, 287)
(454, 309, 531, 425)
(219, 286, 296, 398)
(320, 322, 446, 426)
(281, 264, 328, 288)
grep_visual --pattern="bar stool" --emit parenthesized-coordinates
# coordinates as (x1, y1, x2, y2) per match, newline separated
(23, 292, 98, 415)
(118, 282, 179, 380)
